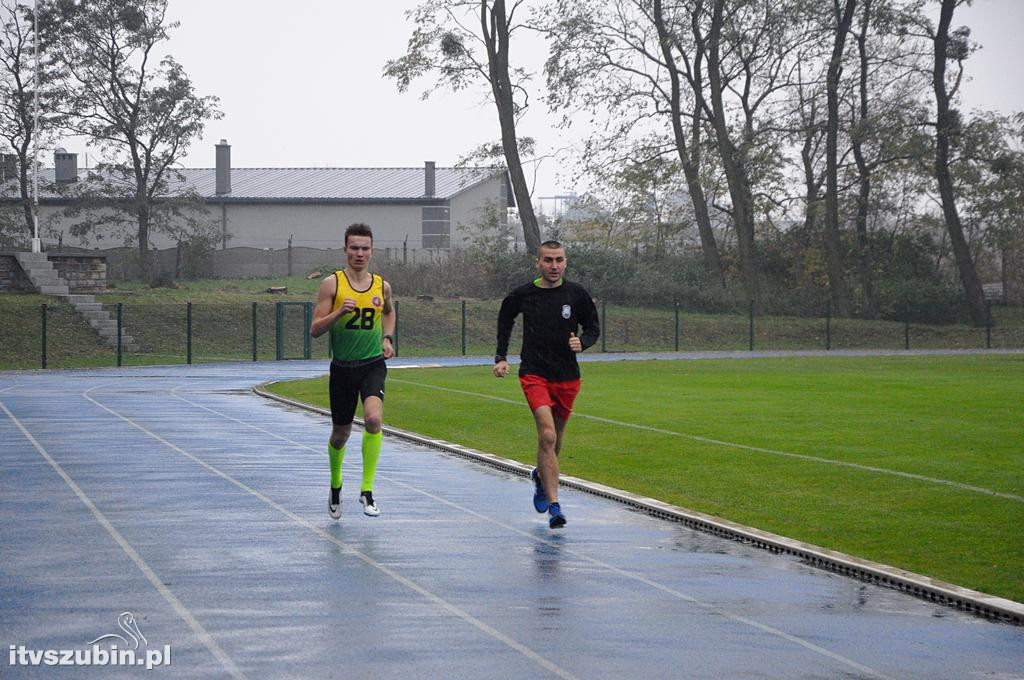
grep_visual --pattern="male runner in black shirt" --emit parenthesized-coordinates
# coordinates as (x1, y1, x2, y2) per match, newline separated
(494, 240, 600, 528)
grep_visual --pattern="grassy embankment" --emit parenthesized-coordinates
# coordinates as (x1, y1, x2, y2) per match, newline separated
(1, 276, 1021, 369)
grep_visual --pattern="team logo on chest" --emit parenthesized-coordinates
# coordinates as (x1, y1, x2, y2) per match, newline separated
(561, 304, 571, 319)
(372, 296, 383, 308)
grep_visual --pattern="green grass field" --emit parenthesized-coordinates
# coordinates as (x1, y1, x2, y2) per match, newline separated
(267, 354, 1024, 604)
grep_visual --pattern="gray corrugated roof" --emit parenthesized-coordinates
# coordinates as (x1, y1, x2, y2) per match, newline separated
(2, 166, 506, 202)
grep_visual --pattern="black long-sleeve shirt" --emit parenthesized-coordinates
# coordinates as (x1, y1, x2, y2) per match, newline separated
(495, 279, 600, 381)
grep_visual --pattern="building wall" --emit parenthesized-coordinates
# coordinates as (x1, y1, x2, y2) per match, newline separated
(216, 203, 425, 251)
(0, 254, 33, 291)
(84, 245, 449, 280)
(29, 174, 508, 252)
(50, 254, 107, 292)
(0, 252, 106, 292)
(37, 204, 126, 250)
(449, 175, 509, 247)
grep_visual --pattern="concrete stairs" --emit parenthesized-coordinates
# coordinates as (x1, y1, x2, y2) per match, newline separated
(15, 252, 139, 352)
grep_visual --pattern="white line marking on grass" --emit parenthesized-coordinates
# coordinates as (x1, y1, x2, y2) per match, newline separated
(389, 378, 1024, 503)
(166, 387, 892, 679)
(0, 398, 246, 680)
(85, 387, 578, 680)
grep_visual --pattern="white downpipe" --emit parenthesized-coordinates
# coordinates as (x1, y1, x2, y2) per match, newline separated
(30, 0, 41, 253)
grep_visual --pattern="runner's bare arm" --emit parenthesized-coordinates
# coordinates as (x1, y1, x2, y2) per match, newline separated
(381, 280, 396, 358)
(310, 275, 345, 338)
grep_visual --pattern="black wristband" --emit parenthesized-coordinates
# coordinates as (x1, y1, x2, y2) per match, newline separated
(494, 355, 506, 363)
(383, 335, 393, 342)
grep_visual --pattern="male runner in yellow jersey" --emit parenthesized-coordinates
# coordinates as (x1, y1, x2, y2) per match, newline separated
(310, 223, 395, 519)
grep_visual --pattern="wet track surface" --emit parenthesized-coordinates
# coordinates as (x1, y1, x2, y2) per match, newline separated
(2, 360, 1023, 679)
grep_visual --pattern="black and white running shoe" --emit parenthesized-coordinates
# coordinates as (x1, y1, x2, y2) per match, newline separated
(328, 486, 342, 520)
(359, 491, 380, 517)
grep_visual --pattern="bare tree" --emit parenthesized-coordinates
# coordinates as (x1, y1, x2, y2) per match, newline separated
(923, 0, 986, 324)
(652, 0, 724, 283)
(542, 0, 724, 281)
(48, 0, 220, 279)
(850, 0, 877, 314)
(793, 58, 826, 239)
(698, 0, 786, 309)
(821, 0, 858, 316)
(385, 0, 542, 251)
(0, 0, 67, 239)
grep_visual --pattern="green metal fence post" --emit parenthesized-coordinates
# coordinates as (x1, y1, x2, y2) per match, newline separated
(986, 300, 992, 349)
(825, 299, 831, 351)
(904, 301, 910, 350)
(275, 301, 283, 361)
(674, 302, 680, 352)
(252, 302, 258, 361)
(461, 300, 467, 355)
(601, 301, 607, 352)
(186, 302, 193, 364)
(41, 303, 47, 369)
(117, 303, 123, 367)
(748, 301, 754, 351)
(304, 301, 312, 359)
(394, 300, 400, 357)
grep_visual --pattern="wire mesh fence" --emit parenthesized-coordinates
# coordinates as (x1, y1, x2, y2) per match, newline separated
(1, 296, 1021, 370)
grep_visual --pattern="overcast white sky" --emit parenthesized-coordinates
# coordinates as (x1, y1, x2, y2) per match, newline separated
(67, 0, 1024, 203)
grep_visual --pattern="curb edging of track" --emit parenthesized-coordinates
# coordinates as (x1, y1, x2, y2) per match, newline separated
(253, 381, 1024, 627)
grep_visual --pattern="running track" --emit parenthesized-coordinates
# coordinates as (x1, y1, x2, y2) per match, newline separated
(1, 358, 1022, 679)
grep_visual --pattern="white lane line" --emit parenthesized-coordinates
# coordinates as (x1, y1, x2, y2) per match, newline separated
(84, 386, 578, 680)
(389, 378, 1024, 503)
(0, 398, 245, 680)
(0, 385, 20, 393)
(167, 387, 891, 680)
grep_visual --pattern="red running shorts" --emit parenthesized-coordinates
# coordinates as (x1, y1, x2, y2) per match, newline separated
(518, 374, 581, 421)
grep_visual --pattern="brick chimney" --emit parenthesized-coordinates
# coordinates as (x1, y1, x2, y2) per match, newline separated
(216, 139, 231, 195)
(54, 148, 78, 183)
(424, 160, 436, 197)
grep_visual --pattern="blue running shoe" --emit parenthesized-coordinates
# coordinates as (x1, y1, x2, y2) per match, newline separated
(548, 502, 566, 529)
(531, 467, 549, 513)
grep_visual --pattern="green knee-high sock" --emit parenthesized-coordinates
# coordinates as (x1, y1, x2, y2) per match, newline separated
(328, 443, 345, 489)
(361, 431, 382, 492)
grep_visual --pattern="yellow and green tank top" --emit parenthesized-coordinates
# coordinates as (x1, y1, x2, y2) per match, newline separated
(329, 271, 385, 364)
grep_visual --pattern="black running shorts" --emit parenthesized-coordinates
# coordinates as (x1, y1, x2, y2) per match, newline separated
(328, 358, 387, 426)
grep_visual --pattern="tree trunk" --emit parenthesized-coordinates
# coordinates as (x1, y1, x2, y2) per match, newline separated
(137, 202, 151, 281)
(851, 0, 876, 317)
(933, 0, 986, 325)
(707, 0, 760, 309)
(653, 0, 724, 285)
(801, 128, 822, 235)
(796, 76, 823, 240)
(851, 139, 875, 315)
(482, 0, 540, 252)
(823, 0, 857, 317)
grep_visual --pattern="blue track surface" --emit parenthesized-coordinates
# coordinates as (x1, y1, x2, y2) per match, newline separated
(1, 359, 1022, 679)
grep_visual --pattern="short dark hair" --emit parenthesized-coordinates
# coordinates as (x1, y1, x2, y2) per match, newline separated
(345, 223, 373, 246)
(538, 240, 563, 252)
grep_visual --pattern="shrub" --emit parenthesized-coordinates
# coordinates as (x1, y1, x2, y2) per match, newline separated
(874, 278, 968, 324)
